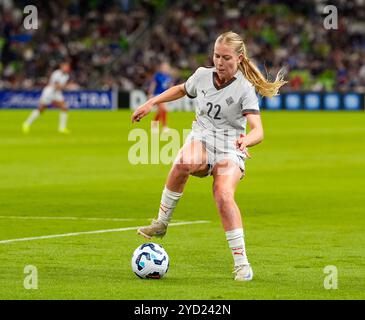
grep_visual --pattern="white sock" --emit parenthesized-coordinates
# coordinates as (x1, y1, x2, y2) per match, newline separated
(225, 228, 249, 266)
(25, 109, 40, 126)
(59, 111, 68, 130)
(157, 186, 183, 226)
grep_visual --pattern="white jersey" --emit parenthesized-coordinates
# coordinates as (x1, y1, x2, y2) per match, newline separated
(48, 69, 69, 90)
(39, 69, 69, 105)
(184, 67, 259, 134)
(184, 67, 260, 160)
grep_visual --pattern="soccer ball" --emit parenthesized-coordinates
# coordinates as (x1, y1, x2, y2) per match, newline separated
(131, 242, 169, 279)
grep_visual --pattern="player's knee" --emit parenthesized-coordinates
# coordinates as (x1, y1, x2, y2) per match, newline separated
(173, 162, 191, 176)
(213, 186, 234, 206)
(180, 163, 201, 174)
(173, 159, 204, 177)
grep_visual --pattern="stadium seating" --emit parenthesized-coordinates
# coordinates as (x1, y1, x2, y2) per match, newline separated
(1, 0, 364, 93)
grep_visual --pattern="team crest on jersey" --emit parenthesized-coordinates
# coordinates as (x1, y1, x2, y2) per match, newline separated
(226, 97, 234, 106)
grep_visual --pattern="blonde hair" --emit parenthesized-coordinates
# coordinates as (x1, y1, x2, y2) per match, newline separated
(216, 31, 287, 98)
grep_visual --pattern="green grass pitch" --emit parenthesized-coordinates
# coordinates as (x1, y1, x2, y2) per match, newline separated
(0, 109, 364, 299)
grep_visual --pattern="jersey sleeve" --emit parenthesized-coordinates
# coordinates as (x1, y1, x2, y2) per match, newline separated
(184, 67, 203, 99)
(240, 84, 260, 114)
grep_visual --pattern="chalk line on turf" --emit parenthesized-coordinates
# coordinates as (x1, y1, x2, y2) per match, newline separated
(0, 220, 211, 244)
(0, 215, 138, 222)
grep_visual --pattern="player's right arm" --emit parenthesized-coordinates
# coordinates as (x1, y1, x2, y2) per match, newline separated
(131, 84, 186, 123)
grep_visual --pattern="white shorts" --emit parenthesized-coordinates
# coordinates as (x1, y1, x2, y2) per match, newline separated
(180, 123, 246, 179)
(39, 86, 64, 105)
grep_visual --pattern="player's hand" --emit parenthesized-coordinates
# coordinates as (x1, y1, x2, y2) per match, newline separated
(235, 134, 251, 159)
(131, 102, 153, 123)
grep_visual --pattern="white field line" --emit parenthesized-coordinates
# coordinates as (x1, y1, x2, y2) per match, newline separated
(0, 216, 190, 222)
(0, 215, 138, 222)
(0, 220, 210, 244)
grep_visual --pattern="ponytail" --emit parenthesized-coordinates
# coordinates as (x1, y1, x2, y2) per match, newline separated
(217, 31, 287, 98)
(238, 57, 287, 98)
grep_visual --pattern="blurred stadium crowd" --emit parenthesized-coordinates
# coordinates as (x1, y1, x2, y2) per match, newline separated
(1, 0, 365, 92)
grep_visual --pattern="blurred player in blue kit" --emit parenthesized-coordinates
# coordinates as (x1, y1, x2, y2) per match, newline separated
(148, 62, 174, 133)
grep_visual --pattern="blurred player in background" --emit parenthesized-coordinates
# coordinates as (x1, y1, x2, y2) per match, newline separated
(22, 62, 72, 134)
(132, 31, 286, 281)
(148, 61, 174, 133)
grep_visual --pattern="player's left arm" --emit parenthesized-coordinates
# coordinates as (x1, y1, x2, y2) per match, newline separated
(236, 113, 264, 153)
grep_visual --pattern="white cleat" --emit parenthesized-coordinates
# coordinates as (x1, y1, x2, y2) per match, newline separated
(233, 264, 254, 281)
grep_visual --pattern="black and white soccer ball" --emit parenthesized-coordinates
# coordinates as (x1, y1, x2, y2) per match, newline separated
(131, 243, 169, 279)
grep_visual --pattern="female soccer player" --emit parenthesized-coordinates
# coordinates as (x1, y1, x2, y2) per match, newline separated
(148, 62, 174, 133)
(22, 62, 71, 134)
(131, 31, 286, 281)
